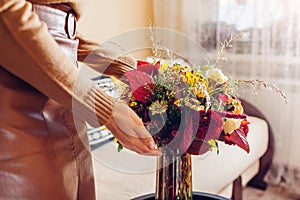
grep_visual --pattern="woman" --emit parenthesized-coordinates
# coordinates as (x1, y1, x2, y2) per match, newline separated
(0, 0, 161, 199)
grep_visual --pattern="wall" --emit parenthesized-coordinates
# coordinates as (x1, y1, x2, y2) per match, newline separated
(78, 0, 154, 43)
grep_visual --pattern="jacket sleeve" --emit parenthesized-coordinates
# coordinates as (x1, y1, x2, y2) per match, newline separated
(76, 33, 136, 80)
(0, 0, 112, 126)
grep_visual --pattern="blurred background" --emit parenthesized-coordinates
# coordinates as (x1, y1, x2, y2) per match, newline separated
(78, 0, 300, 198)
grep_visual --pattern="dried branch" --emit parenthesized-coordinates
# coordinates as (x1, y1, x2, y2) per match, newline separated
(148, 22, 174, 60)
(238, 79, 288, 104)
(148, 21, 159, 58)
(215, 32, 244, 66)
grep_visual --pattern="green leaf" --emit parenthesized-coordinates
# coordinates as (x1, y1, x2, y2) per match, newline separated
(216, 140, 220, 155)
(117, 144, 124, 152)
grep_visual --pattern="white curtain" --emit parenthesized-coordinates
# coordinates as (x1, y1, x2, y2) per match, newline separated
(153, 0, 300, 191)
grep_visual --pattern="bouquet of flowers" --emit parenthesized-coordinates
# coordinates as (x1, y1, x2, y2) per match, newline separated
(110, 31, 288, 200)
(111, 31, 287, 157)
(117, 56, 250, 155)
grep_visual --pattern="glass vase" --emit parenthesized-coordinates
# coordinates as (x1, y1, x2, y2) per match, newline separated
(155, 149, 193, 200)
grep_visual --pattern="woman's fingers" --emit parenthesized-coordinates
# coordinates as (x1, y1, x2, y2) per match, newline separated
(106, 102, 162, 156)
(105, 116, 161, 156)
(117, 136, 161, 156)
(132, 122, 162, 156)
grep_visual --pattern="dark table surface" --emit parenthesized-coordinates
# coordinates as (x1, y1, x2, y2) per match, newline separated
(131, 192, 231, 200)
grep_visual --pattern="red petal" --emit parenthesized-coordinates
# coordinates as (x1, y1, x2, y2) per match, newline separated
(125, 70, 154, 103)
(137, 60, 150, 66)
(137, 61, 159, 75)
(218, 94, 229, 102)
(187, 140, 210, 155)
(154, 61, 160, 69)
(179, 116, 194, 152)
(181, 111, 213, 155)
(224, 127, 250, 153)
(241, 119, 250, 136)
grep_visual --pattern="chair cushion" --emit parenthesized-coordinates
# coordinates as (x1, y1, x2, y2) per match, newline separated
(193, 116, 269, 194)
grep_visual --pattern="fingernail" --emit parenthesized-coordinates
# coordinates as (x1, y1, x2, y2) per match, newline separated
(148, 142, 156, 149)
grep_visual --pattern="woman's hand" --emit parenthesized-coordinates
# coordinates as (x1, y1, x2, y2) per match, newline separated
(104, 102, 162, 156)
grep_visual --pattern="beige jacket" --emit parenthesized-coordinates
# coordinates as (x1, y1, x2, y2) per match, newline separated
(0, 0, 135, 126)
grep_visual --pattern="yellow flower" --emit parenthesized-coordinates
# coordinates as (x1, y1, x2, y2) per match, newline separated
(192, 81, 208, 98)
(183, 97, 203, 111)
(149, 100, 168, 115)
(174, 99, 182, 107)
(129, 101, 137, 107)
(223, 119, 242, 135)
(233, 100, 244, 114)
(187, 71, 196, 86)
(228, 98, 244, 114)
(159, 62, 169, 72)
(172, 64, 187, 72)
(208, 139, 218, 151)
(207, 68, 228, 84)
(182, 70, 202, 87)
